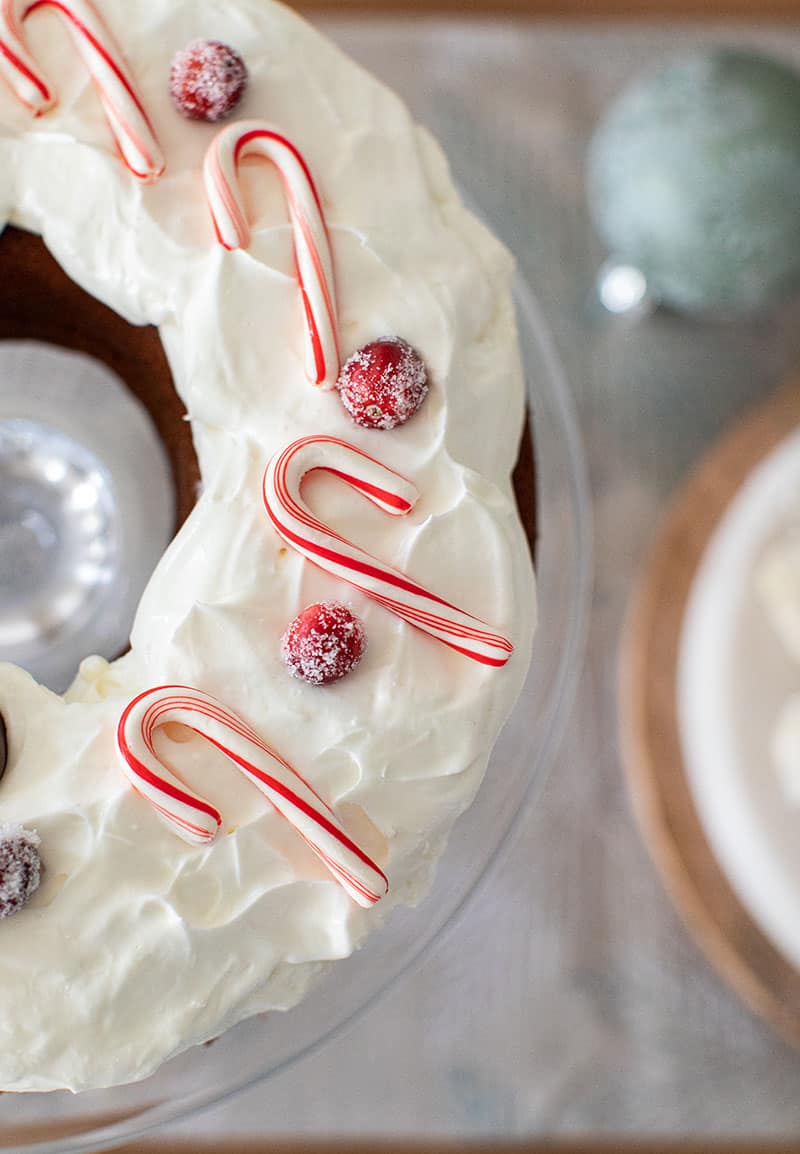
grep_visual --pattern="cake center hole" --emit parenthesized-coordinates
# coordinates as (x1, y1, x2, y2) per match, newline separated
(0, 419, 115, 643)
(0, 227, 199, 694)
(0, 343, 176, 693)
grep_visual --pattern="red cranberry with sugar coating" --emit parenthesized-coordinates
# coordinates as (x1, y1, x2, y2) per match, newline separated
(281, 602, 366, 686)
(337, 337, 428, 430)
(170, 39, 247, 122)
(0, 825, 41, 920)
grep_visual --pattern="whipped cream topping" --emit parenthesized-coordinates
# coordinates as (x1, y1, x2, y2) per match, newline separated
(0, 0, 535, 1091)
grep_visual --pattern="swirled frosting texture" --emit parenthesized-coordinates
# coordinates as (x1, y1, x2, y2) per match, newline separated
(0, 0, 535, 1091)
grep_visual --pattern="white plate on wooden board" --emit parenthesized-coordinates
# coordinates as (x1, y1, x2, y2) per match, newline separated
(621, 382, 800, 1044)
(680, 420, 800, 975)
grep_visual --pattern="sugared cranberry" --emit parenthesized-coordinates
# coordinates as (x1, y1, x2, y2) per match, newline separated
(170, 39, 247, 122)
(337, 338, 428, 430)
(281, 602, 367, 686)
(0, 825, 41, 920)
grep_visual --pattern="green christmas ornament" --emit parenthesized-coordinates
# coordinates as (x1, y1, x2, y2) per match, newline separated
(588, 49, 800, 314)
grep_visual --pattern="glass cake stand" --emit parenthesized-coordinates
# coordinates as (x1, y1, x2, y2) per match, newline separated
(0, 273, 591, 1154)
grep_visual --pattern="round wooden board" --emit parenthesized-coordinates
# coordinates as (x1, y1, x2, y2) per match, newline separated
(619, 380, 800, 1046)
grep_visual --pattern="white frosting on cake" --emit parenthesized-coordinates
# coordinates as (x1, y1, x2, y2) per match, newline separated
(0, 0, 535, 1091)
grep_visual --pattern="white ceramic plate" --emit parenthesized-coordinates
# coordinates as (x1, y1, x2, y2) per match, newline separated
(679, 425, 800, 972)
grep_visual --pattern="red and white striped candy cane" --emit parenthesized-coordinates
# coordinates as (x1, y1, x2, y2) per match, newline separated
(263, 435, 514, 668)
(117, 684, 388, 908)
(203, 120, 339, 389)
(0, 0, 164, 180)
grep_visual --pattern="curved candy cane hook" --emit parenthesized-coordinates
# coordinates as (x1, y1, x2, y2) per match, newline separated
(263, 435, 514, 667)
(117, 685, 388, 908)
(0, 0, 164, 180)
(203, 120, 339, 389)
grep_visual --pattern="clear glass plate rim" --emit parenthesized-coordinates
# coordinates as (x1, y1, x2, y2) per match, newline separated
(7, 272, 592, 1154)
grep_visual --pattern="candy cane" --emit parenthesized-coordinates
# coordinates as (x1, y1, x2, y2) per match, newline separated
(263, 436, 514, 668)
(0, 0, 164, 180)
(117, 685, 388, 908)
(203, 120, 339, 389)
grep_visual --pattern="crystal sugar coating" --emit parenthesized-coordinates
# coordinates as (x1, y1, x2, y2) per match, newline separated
(337, 337, 428, 430)
(0, 825, 41, 920)
(281, 602, 367, 685)
(170, 39, 247, 122)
